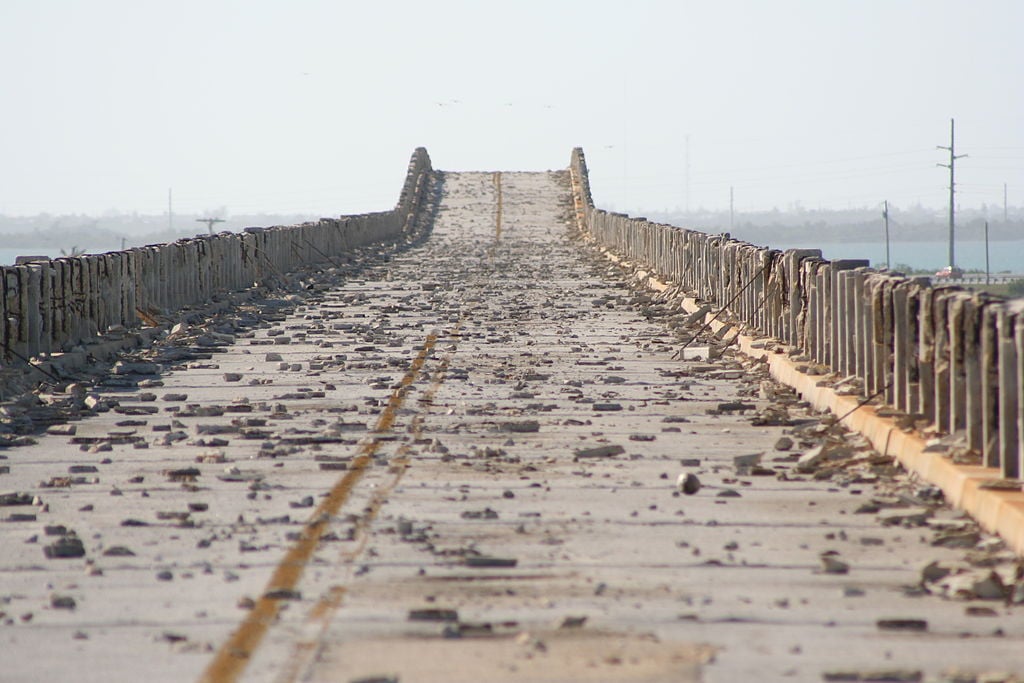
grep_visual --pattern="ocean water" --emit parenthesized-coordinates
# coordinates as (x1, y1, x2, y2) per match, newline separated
(0, 247, 66, 266)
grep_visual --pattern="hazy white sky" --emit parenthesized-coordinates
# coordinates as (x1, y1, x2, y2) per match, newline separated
(1, 0, 1021, 218)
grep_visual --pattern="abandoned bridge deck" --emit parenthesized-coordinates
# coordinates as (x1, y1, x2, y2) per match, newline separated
(1, 171, 1022, 683)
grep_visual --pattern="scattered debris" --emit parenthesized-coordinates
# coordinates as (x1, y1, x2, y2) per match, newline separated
(464, 556, 517, 568)
(44, 536, 85, 559)
(50, 594, 77, 610)
(876, 618, 928, 632)
(822, 670, 922, 682)
(677, 473, 701, 495)
(408, 608, 458, 622)
(820, 554, 850, 575)
(574, 444, 625, 459)
(556, 615, 588, 629)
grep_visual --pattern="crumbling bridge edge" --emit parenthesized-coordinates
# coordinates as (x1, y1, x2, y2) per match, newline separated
(0, 148, 433, 375)
(569, 146, 1024, 555)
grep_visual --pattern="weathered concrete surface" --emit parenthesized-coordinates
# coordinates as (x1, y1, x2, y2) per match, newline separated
(1, 170, 1023, 683)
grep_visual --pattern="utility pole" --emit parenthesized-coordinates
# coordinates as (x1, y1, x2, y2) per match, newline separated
(882, 200, 891, 269)
(729, 186, 734, 232)
(984, 220, 990, 285)
(1005, 182, 1008, 223)
(684, 134, 691, 214)
(937, 118, 967, 268)
(196, 217, 226, 235)
(168, 188, 173, 233)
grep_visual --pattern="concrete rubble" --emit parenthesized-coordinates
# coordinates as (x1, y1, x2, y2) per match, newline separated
(0, 170, 1021, 682)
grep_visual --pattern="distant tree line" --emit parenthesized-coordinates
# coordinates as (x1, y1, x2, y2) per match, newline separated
(0, 211, 320, 253)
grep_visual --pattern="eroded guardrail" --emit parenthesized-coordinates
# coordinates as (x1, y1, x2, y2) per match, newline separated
(1, 148, 432, 366)
(570, 147, 1024, 480)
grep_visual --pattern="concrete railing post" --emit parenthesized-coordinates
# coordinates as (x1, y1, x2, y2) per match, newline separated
(782, 250, 821, 349)
(948, 292, 970, 434)
(997, 305, 1023, 478)
(894, 278, 927, 414)
(38, 263, 53, 357)
(50, 261, 65, 351)
(122, 251, 136, 329)
(963, 294, 992, 453)
(20, 267, 39, 358)
(866, 275, 887, 398)
(831, 261, 869, 376)
(1016, 313, 1024, 479)
(981, 304, 1002, 469)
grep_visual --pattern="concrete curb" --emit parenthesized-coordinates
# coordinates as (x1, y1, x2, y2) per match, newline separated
(608, 248, 1024, 557)
(745, 334, 1024, 557)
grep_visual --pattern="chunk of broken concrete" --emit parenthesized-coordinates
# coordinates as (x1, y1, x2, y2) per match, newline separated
(876, 618, 927, 632)
(50, 594, 77, 610)
(44, 536, 85, 559)
(940, 570, 1006, 601)
(823, 670, 922, 682)
(500, 420, 540, 433)
(878, 507, 932, 527)
(112, 361, 160, 375)
(574, 444, 625, 459)
(464, 556, 517, 568)
(47, 424, 77, 436)
(0, 492, 34, 506)
(408, 608, 458, 622)
(796, 445, 828, 473)
(733, 453, 762, 472)
(920, 560, 957, 584)
(820, 554, 850, 574)
(774, 436, 794, 451)
(677, 473, 701, 495)
(556, 615, 588, 629)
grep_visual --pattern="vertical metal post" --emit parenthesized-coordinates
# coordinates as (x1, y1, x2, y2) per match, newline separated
(937, 118, 967, 269)
(882, 200, 890, 269)
(985, 220, 990, 286)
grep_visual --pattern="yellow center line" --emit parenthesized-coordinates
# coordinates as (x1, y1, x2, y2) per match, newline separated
(339, 329, 460, 562)
(307, 585, 347, 622)
(198, 333, 439, 683)
(274, 323, 463, 683)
